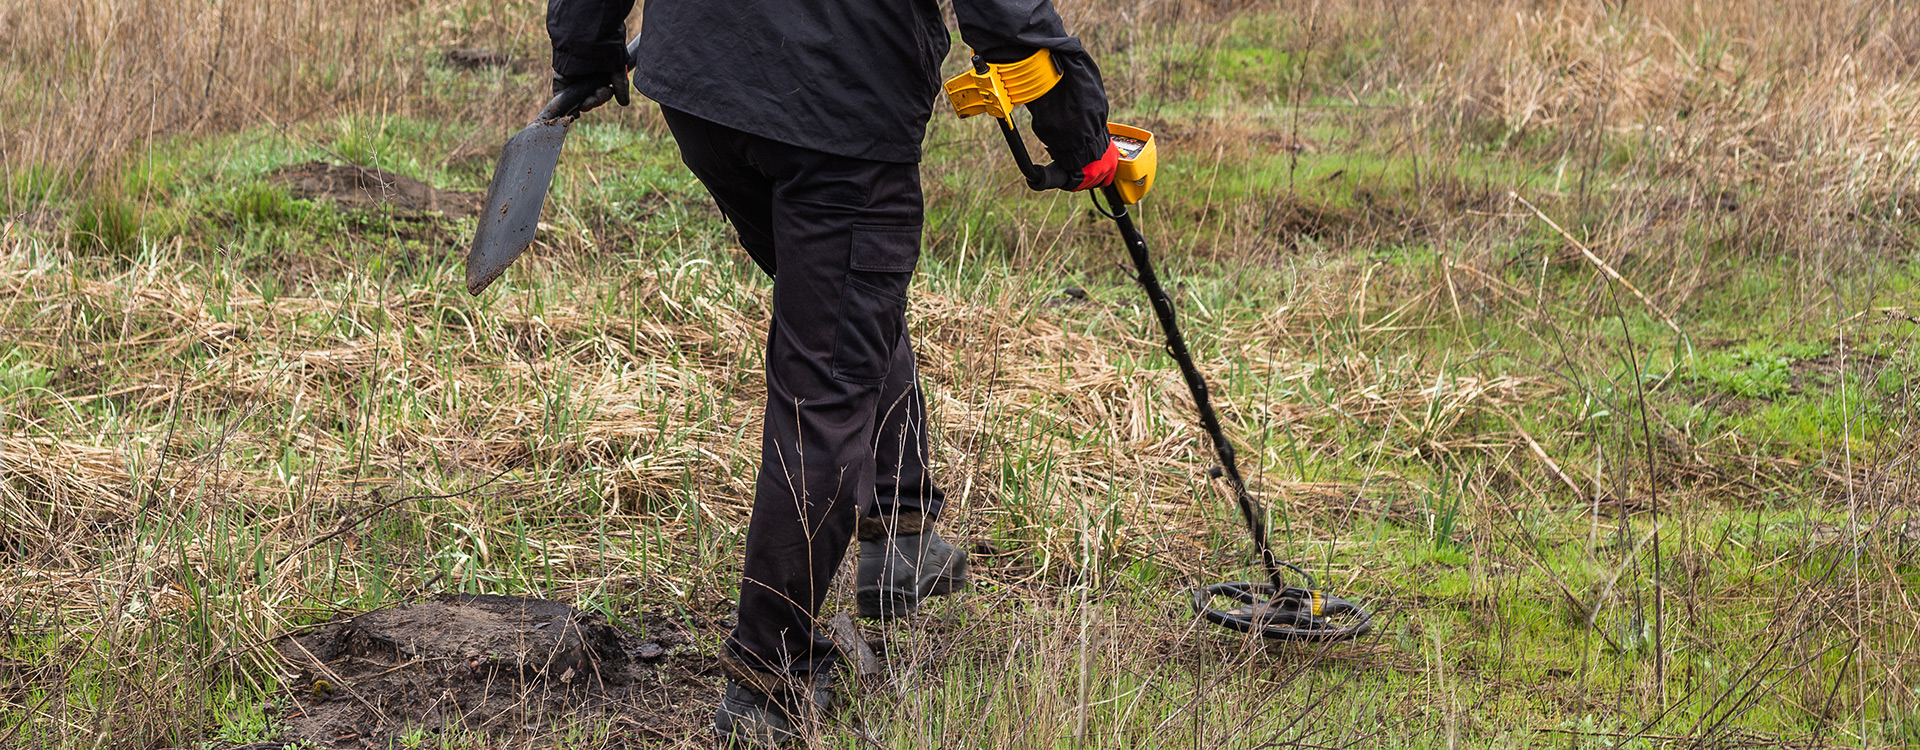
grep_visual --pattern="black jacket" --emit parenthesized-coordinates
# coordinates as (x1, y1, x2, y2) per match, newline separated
(548, 0, 1109, 165)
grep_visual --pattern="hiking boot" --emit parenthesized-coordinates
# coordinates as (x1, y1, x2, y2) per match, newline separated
(856, 512, 969, 620)
(714, 652, 835, 748)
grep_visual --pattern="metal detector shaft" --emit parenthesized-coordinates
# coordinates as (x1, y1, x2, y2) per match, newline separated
(998, 119, 1038, 176)
(1097, 185, 1290, 594)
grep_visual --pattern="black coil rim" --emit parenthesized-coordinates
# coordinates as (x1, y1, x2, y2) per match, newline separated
(1191, 582, 1375, 642)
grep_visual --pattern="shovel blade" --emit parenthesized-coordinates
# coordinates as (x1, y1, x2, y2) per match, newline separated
(466, 120, 569, 295)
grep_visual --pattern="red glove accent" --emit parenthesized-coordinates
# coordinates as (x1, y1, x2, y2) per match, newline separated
(1072, 140, 1121, 191)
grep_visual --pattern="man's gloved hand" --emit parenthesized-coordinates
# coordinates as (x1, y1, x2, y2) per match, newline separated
(1022, 139, 1117, 192)
(536, 69, 630, 122)
(1068, 140, 1119, 191)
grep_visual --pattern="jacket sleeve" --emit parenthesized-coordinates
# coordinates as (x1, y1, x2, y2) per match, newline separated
(547, 0, 635, 78)
(953, 0, 1110, 169)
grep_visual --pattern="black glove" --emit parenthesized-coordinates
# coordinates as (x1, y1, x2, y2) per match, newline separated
(1017, 139, 1118, 192)
(536, 69, 630, 122)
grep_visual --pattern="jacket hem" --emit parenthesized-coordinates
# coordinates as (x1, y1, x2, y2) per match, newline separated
(636, 75, 924, 165)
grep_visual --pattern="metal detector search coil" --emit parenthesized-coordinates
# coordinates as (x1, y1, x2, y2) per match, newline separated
(1193, 582, 1374, 641)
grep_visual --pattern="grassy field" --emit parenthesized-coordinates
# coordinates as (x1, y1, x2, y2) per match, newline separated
(4, 0, 1920, 747)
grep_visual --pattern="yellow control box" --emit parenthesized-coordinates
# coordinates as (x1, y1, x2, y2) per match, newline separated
(1108, 123, 1156, 205)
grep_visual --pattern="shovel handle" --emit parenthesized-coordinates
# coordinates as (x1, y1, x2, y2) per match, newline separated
(533, 92, 578, 124)
(533, 37, 645, 124)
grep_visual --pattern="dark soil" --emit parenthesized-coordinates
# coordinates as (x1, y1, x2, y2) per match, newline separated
(270, 162, 482, 217)
(273, 594, 714, 748)
(441, 48, 540, 73)
(5, 206, 65, 235)
(1790, 352, 1890, 391)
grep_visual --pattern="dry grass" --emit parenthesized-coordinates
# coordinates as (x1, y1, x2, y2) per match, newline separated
(0, 0, 555, 191)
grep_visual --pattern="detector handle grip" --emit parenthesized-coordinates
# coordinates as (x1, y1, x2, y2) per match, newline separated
(996, 118, 1073, 191)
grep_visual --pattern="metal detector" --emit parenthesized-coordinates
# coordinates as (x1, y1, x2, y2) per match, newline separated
(946, 53, 1375, 642)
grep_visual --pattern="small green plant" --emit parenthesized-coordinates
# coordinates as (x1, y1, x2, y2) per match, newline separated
(5, 163, 71, 209)
(396, 724, 432, 749)
(332, 115, 401, 168)
(1691, 341, 1826, 400)
(1551, 715, 1654, 749)
(225, 181, 300, 225)
(1885, 708, 1920, 746)
(68, 189, 144, 255)
(122, 155, 180, 201)
(1423, 465, 1469, 550)
(0, 346, 53, 393)
(203, 700, 284, 747)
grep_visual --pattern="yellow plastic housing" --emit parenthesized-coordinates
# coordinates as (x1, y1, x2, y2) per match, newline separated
(943, 68, 1011, 119)
(1108, 122, 1157, 204)
(993, 49, 1061, 107)
(943, 49, 1062, 119)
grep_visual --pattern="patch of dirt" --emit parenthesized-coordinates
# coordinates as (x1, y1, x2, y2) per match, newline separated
(4, 206, 66, 235)
(1686, 388, 1759, 417)
(1803, 516, 1920, 553)
(1130, 116, 1318, 156)
(1040, 286, 1096, 310)
(1262, 193, 1354, 243)
(270, 162, 481, 217)
(1790, 352, 1890, 391)
(273, 595, 713, 748)
(442, 48, 541, 73)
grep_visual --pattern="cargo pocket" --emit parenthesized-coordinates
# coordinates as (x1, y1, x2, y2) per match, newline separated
(831, 224, 920, 384)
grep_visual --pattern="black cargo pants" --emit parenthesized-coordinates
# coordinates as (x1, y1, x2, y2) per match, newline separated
(661, 107, 946, 675)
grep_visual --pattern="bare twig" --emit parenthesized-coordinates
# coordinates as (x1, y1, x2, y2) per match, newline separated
(1499, 410, 1588, 499)
(1512, 193, 1684, 337)
(273, 467, 515, 568)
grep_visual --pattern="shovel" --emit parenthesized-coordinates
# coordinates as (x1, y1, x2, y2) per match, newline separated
(465, 38, 641, 296)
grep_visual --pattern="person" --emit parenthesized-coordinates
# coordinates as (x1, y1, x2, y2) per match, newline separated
(543, 0, 1117, 744)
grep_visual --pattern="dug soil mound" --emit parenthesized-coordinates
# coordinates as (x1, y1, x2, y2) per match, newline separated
(274, 594, 712, 747)
(270, 162, 482, 217)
